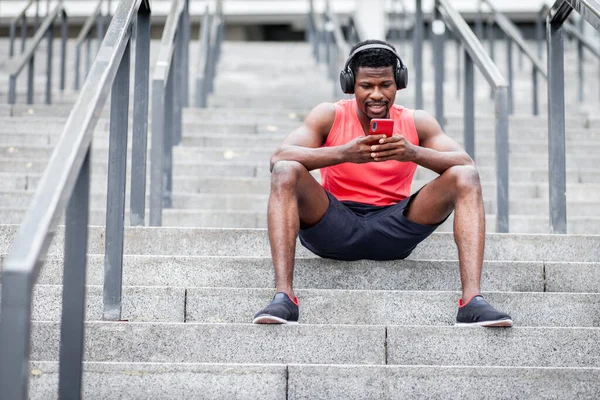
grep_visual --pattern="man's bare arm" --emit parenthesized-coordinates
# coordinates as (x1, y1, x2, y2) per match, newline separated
(411, 110, 474, 174)
(270, 102, 384, 171)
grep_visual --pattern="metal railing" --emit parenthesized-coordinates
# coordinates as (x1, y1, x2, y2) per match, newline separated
(195, 4, 224, 108)
(7, 3, 68, 104)
(546, 0, 600, 233)
(74, 0, 108, 90)
(387, 0, 412, 55)
(433, 0, 510, 233)
(0, 0, 151, 397)
(478, 0, 548, 115)
(8, 0, 41, 58)
(149, 0, 190, 226)
(563, 20, 600, 101)
(308, 0, 358, 99)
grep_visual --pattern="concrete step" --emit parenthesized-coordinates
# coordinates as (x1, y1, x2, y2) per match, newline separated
(29, 254, 600, 294)
(28, 361, 285, 400)
(3, 177, 600, 204)
(0, 225, 597, 262)
(29, 255, 544, 292)
(27, 322, 600, 367)
(26, 361, 600, 400)
(24, 285, 184, 323)
(9, 285, 600, 327)
(1, 206, 599, 233)
(185, 288, 600, 328)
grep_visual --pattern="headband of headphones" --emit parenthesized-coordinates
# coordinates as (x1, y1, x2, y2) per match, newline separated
(342, 43, 405, 72)
(340, 43, 408, 94)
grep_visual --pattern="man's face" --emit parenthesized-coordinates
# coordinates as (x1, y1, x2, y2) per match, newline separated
(354, 66, 396, 121)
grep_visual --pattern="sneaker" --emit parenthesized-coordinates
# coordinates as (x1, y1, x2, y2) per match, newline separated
(253, 292, 299, 324)
(455, 294, 513, 327)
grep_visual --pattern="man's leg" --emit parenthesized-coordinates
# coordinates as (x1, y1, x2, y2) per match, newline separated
(403, 165, 484, 301)
(268, 160, 330, 299)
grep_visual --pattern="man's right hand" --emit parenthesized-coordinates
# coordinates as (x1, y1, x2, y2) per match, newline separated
(342, 134, 388, 164)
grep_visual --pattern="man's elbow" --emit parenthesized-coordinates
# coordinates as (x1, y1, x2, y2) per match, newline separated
(269, 149, 283, 173)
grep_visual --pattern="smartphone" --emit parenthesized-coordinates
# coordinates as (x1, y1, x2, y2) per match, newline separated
(369, 119, 394, 137)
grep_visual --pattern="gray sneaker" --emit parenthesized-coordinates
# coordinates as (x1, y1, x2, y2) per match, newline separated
(455, 295, 513, 327)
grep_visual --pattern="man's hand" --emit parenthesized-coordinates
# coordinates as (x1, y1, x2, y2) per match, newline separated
(342, 135, 388, 164)
(368, 135, 417, 162)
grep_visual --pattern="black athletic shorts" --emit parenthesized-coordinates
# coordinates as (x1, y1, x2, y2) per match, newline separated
(298, 190, 444, 261)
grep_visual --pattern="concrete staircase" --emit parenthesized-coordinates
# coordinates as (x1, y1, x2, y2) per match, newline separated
(1, 36, 600, 398)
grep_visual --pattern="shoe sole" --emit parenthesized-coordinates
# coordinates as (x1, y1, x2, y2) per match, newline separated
(253, 315, 299, 325)
(455, 319, 513, 327)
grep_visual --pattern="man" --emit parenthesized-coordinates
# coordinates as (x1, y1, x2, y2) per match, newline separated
(253, 39, 512, 327)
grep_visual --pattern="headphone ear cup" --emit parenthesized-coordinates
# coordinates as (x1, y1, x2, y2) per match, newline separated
(339, 69, 355, 94)
(396, 65, 408, 90)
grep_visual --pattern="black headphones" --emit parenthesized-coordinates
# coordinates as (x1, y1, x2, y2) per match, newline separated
(339, 44, 408, 94)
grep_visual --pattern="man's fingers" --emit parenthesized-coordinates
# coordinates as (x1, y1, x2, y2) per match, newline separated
(372, 149, 399, 159)
(370, 143, 400, 152)
(363, 134, 386, 144)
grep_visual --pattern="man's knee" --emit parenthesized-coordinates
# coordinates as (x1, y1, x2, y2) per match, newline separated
(271, 160, 306, 190)
(443, 165, 481, 195)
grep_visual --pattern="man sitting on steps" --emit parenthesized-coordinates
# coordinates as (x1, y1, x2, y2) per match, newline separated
(253, 39, 513, 327)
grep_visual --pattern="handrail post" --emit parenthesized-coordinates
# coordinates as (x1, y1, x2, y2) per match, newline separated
(495, 86, 509, 233)
(506, 37, 513, 114)
(577, 17, 584, 102)
(414, 0, 424, 109)
(163, 62, 175, 209)
(487, 18, 494, 98)
(182, 0, 190, 107)
(455, 37, 460, 98)
(21, 15, 28, 54)
(173, 15, 184, 147)
(86, 33, 92, 79)
(60, 12, 68, 91)
(75, 43, 82, 90)
(103, 39, 131, 320)
(464, 50, 475, 160)
(97, 11, 105, 51)
(195, 8, 211, 108)
(432, 11, 445, 130)
(532, 65, 539, 115)
(547, 16, 567, 234)
(46, 21, 54, 104)
(536, 8, 545, 59)
(0, 272, 33, 399)
(27, 54, 35, 105)
(150, 78, 166, 226)
(9, 21, 16, 57)
(130, 6, 151, 226)
(8, 76, 17, 104)
(58, 147, 91, 399)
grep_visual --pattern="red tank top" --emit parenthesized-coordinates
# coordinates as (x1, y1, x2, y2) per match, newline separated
(320, 99, 419, 206)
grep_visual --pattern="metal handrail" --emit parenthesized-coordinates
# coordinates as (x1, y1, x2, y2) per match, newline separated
(546, 0, 600, 233)
(564, 20, 600, 102)
(433, 0, 510, 233)
(479, 0, 548, 115)
(195, 5, 222, 108)
(150, 0, 189, 226)
(8, 0, 39, 58)
(326, 5, 350, 98)
(8, 3, 68, 105)
(564, 21, 600, 57)
(316, 2, 356, 99)
(0, 0, 151, 397)
(74, 0, 105, 90)
(195, 7, 213, 107)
